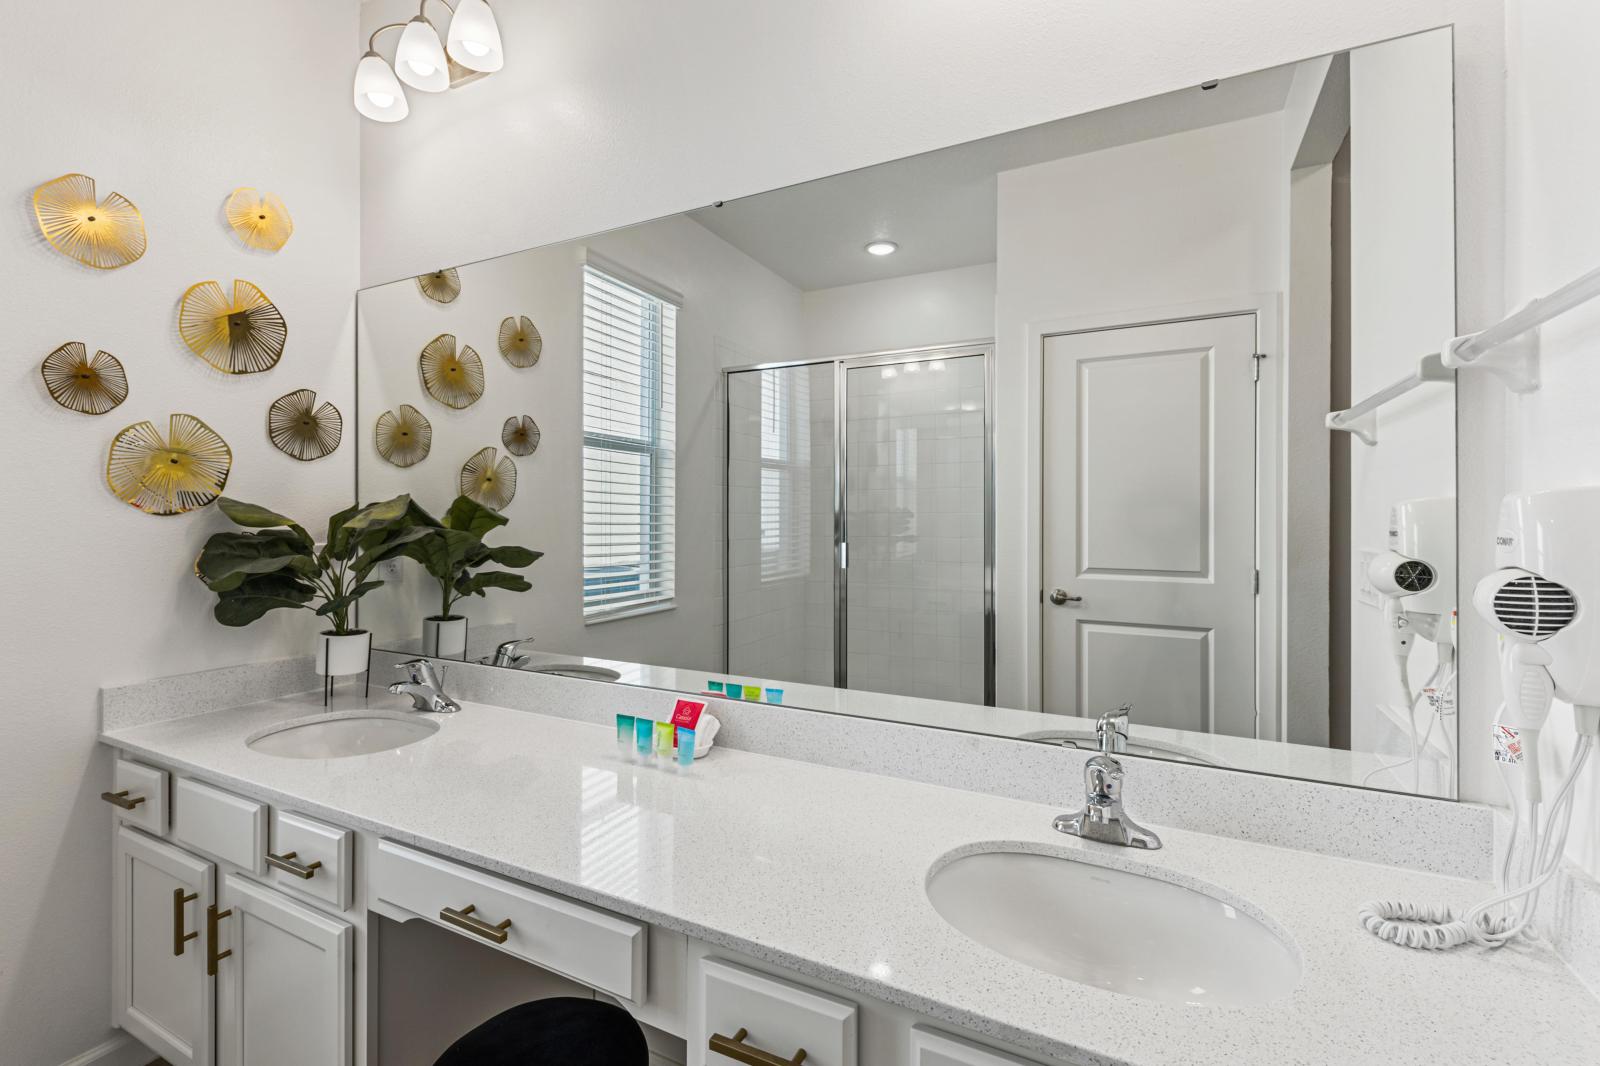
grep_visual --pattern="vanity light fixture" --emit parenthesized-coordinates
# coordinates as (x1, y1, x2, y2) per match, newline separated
(865, 240, 898, 256)
(355, 0, 505, 122)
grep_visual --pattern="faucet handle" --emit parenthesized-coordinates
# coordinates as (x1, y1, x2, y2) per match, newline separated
(1083, 754, 1124, 803)
(1095, 702, 1132, 753)
(396, 658, 442, 687)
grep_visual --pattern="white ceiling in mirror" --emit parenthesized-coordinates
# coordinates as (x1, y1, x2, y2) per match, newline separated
(688, 64, 1296, 292)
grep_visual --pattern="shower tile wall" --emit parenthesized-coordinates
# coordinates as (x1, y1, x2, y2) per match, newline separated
(845, 356, 987, 703)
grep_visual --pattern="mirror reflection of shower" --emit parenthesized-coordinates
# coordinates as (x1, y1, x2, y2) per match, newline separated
(725, 346, 994, 704)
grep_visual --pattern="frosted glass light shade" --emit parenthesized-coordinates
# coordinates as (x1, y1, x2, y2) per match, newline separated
(446, 0, 504, 72)
(353, 53, 409, 121)
(395, 17, 449, 92)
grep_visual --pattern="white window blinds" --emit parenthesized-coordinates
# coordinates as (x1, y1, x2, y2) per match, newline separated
(759, 368, 811, 581)
(581, 264, 677, 618)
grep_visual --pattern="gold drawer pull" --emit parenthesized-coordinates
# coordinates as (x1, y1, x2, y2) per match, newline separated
(206, 904, 233, 976)
(709, 1028, 808, 1066)
(101, 790, 146, 811)
(172, 889, 199, 957)
(266, 850, 323, 880)
(439, 903, 512, 944)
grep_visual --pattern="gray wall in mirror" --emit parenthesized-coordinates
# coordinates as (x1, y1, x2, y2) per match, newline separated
(355, 27, 1458, 797)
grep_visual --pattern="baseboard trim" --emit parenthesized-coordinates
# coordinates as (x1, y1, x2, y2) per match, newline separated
(59, 1033, 155, 1066)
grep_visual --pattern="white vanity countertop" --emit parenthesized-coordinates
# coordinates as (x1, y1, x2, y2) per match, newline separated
(102, 692, 1598, 1066)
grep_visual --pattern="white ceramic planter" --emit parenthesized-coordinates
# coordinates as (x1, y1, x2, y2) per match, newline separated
(315, 630, 372, 677)
(422, 615, 468, 658)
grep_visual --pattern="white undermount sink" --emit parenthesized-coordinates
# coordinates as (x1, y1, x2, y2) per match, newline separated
(246, 711, 439, 759)
(926, 848, 1299, 1007)
(527, 663, 623, 681)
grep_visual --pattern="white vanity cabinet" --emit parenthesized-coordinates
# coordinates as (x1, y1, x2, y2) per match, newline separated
(111, 768, 356, 1066)
(910, 1026, 1041, 1066)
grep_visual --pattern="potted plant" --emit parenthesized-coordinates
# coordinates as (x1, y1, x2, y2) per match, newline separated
(402, 495, 542, 657)
(195, 495, 431, 675)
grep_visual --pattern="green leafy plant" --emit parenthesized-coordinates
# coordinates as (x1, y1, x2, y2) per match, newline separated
(195, 495, 432, 635)
(402, 495, 542, 620)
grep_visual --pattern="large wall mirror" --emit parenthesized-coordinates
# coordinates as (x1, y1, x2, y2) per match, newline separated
(356, 27, 1459, 797)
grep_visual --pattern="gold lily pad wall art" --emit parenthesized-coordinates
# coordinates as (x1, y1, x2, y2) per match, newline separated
(416, 268, 461, 304)
(375, 404, 433, 467)
(107, 414, 232, 515)
(419, 333, 485, 409)
(225, 187, 294, 251)
(268, 389, 342, 461)
(460, 447, 517, 509)
(502, 415, 540, 456)
(32, 173, 147, 269)
(179, 279, 287, 373)
(41, 342, 129, 415)
(498, 315, 541, 367)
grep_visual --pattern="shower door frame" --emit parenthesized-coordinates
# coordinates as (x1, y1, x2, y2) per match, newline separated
(722, 340, 997, 705)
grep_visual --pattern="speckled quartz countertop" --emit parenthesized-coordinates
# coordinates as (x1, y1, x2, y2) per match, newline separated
(102, 692, 1599, 1066)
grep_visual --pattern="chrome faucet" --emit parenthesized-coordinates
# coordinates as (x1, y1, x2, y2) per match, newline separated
(388, 659, 461, 713)
(488, 637, 537, 668)
(1052, 754, 1161, 850)
(1096, 702, 1133, 753)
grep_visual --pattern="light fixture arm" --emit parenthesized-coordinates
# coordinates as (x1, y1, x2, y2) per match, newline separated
(367, 22, 409, 54)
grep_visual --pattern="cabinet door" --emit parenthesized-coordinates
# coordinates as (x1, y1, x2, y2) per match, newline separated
(216, 872, 352, 1066)
(909, 1026, 1040, 1066)
(113, 825, 215, 1066)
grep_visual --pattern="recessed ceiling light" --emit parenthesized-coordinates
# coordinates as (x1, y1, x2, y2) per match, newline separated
(865, 240, 898, 256)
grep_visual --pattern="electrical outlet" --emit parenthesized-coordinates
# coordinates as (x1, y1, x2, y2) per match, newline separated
(376, 559, 403, 582)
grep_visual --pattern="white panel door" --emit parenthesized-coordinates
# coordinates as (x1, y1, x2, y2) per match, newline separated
(1041, 314, 1257, 736)
(113, 825, 215, 1066)
(216, 873, 352, 1066)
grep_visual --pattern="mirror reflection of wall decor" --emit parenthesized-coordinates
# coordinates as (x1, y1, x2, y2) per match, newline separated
(498, 315, 542, 367)
(40, 342, 129, 415)
(459, 446, 516, 509)
(267, 388, 343, 461)
(179, 279, 288, 374)
(32, 172, 147, 269)
(107, 413, 232, 516)
(501, 414, 540, 456)
(375, 404, 433, 467)
(225, 187, 294, 252)
(419, 333, 485, 408)
(416, 268, 461, 303)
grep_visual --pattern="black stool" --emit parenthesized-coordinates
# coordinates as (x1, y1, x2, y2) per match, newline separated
(432, 997, 649, 1066)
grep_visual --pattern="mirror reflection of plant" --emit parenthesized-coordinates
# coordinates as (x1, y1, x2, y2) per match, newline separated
(195, 495, 432, 635)
(403, 495, 542, 621)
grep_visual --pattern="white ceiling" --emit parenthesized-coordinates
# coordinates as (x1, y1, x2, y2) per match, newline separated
(688, 64, 1297, 292)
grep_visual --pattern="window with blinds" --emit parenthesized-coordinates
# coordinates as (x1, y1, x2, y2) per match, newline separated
(581, 264, 677, 619)
(759, 369, 810, 581)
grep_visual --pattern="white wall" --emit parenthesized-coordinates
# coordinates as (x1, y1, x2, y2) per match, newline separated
(357, 215, 803, 673)
(0, 2, 361, 1062)
(801, 263, 997, 359)
(993, 113, 1287, 710)
(1503, 0, 1600, 878)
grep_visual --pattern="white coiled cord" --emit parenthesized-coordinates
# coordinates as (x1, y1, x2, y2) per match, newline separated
(1359, 732, 1592, 950)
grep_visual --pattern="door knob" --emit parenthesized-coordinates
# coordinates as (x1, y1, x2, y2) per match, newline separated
(1048, 588, 1082, 606)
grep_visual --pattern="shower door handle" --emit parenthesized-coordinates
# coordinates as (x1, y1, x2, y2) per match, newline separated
(1048, 588, 1082, 606)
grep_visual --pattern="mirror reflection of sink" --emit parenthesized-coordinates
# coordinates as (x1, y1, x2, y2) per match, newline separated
(527, 663, 623, 682)
(926, 848, 1298, 1007)
(246, 711, 439, 759)
(1018, 730, 1218, 766)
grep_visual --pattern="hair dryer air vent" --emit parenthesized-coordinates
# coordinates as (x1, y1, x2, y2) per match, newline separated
(1489, 573, 1577, 639)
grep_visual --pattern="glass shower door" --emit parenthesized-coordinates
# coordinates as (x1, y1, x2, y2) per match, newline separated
(843, 353, 989, 704)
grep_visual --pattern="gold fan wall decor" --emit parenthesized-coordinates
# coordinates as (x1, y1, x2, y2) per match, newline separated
(267, 389, 342, 461)
(225, 187, 294, 251)
(502, 415, 540, 456)
(179, 279, 288, 374)
(32, 173, 147, 269)
(419, 334, 485, 409)
(460, 447, 517, 510)
(40, 342, 129, 415)
(416, 268, 461, 304)
(498, 315, 542, 368)
(375, 404, 433, 467)
(107, 413, 231, 515)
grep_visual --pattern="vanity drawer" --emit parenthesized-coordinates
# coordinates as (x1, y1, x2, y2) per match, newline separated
(697, 957, 857, 1066)
(909, 1026, 1041, 1066)
(373, 840, 647, 1001)
(268, 809, 353, 911)
(170, 776, 267, 874)
(104, 757, 167, 835)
